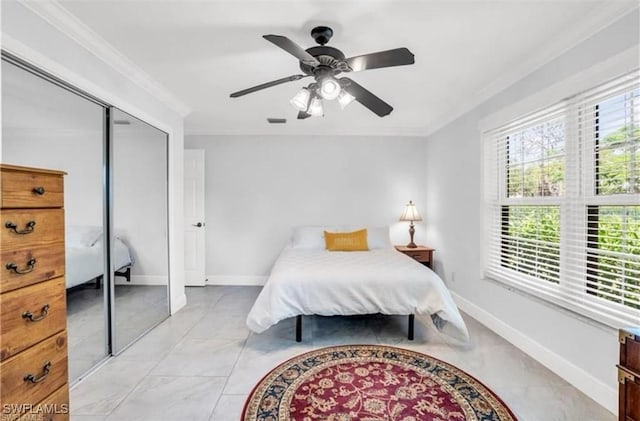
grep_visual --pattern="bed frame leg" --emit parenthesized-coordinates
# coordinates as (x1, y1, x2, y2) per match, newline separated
(95, 276, 102, 289)
(408, 314, 415, 340)
(296, 315, 302, 342)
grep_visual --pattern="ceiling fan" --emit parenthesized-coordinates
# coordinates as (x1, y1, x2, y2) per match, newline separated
(229, 26, 415, 119)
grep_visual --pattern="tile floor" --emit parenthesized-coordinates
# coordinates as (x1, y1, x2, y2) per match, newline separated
(70, 286, 614, 421)
(67, 284, 169, 381)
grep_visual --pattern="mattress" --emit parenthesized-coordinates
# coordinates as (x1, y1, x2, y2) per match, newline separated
(246, 247, 469, 341)
(65, 237, 133, 289)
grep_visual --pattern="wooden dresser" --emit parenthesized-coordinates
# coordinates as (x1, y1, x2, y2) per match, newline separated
(0, 164, 69, 421)
(619, 327, 640, 421)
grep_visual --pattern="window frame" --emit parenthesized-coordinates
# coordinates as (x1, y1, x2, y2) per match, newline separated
(483, 69, 640, 329)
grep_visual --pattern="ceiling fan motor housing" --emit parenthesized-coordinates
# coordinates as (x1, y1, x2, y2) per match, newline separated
(310, 26, 333, 45)
(300, 46, 347, 75)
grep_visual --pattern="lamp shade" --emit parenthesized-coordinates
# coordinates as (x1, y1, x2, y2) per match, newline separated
(319, 77, 341, 100)
(399, 200, 423, 222)
(308, 97, 324, 116)
(290, 88, 311, 111)
(338, 90, 355, 109)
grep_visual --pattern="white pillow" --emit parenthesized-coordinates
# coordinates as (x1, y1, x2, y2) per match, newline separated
(66, 225, 103, 247)
(367, 226, 393, 249)
(291, 226, 337, 249)
(337, 225, 392, 249)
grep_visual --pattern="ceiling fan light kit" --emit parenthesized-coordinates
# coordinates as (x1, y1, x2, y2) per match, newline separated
(319, 77, 341, 100)
(338, 90, 355, 109)
(290, 87, 311, 111)
(230, 26, 415, 120)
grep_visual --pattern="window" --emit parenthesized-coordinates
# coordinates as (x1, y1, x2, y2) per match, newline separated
(484, 70, 640, 327)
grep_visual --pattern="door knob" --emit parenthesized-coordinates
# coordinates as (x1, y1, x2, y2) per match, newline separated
(193, 222, 204, 227)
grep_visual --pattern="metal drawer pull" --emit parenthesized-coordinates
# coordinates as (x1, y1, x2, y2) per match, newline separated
(6, 258, 37, 274)
(22, 304, 50, 322)
(23, 361, 51, 384)
(32, 186, 45, 195)
(5, 220, 36, 234)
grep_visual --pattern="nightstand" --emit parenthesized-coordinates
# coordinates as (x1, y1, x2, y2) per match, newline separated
(395, 245, 434, 269)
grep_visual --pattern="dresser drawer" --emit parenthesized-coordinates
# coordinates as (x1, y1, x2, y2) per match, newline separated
(0, 331, 68, 409)
(17, 385, 70, 421)
(0, 209, 64, 250)
(404, 250, 430, 262)
(0, 278, 67, 361)
(0, 243, 65, 293)
(1, 169, 64, 209)
(619, 366, 640, 421)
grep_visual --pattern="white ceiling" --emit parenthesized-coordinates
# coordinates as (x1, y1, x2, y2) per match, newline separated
(55, 0, 636, 137)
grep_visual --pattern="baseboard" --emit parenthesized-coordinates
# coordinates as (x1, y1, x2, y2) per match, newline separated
(206, 275, 267, 286)
(115, 275, 168, 286)
(451, 292, 617, 415)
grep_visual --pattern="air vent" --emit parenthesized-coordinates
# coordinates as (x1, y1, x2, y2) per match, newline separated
(267, 118, 287, 124)
(114, 120, 131, 125)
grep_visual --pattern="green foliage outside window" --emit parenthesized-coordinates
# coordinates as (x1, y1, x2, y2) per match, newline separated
(501, 206, 560, 283)
(597, 125, 640, 195)
(588, 206, 640, 310)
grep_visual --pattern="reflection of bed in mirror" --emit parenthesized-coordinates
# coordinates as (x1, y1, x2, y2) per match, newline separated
(65, 226, 134, 289)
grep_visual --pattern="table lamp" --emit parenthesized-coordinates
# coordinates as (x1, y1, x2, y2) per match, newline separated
(399, 200, 422, 248)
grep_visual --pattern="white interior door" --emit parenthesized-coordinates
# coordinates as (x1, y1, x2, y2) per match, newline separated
(184, 149, 206, 286)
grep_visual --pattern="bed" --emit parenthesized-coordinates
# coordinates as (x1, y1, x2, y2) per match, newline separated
(246, 226, 469, 342)
(65, 226, 134, 289)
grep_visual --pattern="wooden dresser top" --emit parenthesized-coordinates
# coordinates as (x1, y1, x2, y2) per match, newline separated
(0, 163, 66, 176)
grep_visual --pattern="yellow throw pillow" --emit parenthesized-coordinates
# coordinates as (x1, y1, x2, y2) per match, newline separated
(324, 229, 369, 251)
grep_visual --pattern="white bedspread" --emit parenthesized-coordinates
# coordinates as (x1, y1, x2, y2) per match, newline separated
(66, 238, 133, 288)
(246, 247, 469, 341)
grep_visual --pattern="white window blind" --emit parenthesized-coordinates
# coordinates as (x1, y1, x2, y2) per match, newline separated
(484, 69, 640, 328)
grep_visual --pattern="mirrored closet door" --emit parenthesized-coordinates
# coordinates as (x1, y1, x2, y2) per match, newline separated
(1, 56, 171, 380)
(1, 59, 108, 381)
(111, 108, 169, 353)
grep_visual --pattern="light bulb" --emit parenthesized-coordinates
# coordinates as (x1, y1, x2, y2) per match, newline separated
(308, 97, 324, 116)
(290, 88, 310, 111)
(338, 90, 355, 109)
(319, 78, 341, 100)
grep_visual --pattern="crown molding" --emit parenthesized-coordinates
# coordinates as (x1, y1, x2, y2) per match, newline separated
(424, 2, 639, 138)
(184, 125, 427, 137)
(16, 0, 191, 118)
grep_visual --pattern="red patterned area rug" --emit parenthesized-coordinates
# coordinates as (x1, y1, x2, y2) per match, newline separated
(242, 345, 517, 421)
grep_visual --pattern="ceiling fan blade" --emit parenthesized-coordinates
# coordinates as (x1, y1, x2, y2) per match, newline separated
(263, 35, 320, 67)
(345, 48, 415, 72)
(297, 111, 311, 120)
(230, 74, 308, 98)
(340, 78, 393, 117)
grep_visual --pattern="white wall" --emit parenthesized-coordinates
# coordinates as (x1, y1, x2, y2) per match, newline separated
(424, 10, 639, 413)
(1, 0, 186, 313)
(185, 134, 428, 283)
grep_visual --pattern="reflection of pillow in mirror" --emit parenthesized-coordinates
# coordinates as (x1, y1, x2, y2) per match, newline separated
(66, 225, 103, 247)
(291, 226, 337, 249)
